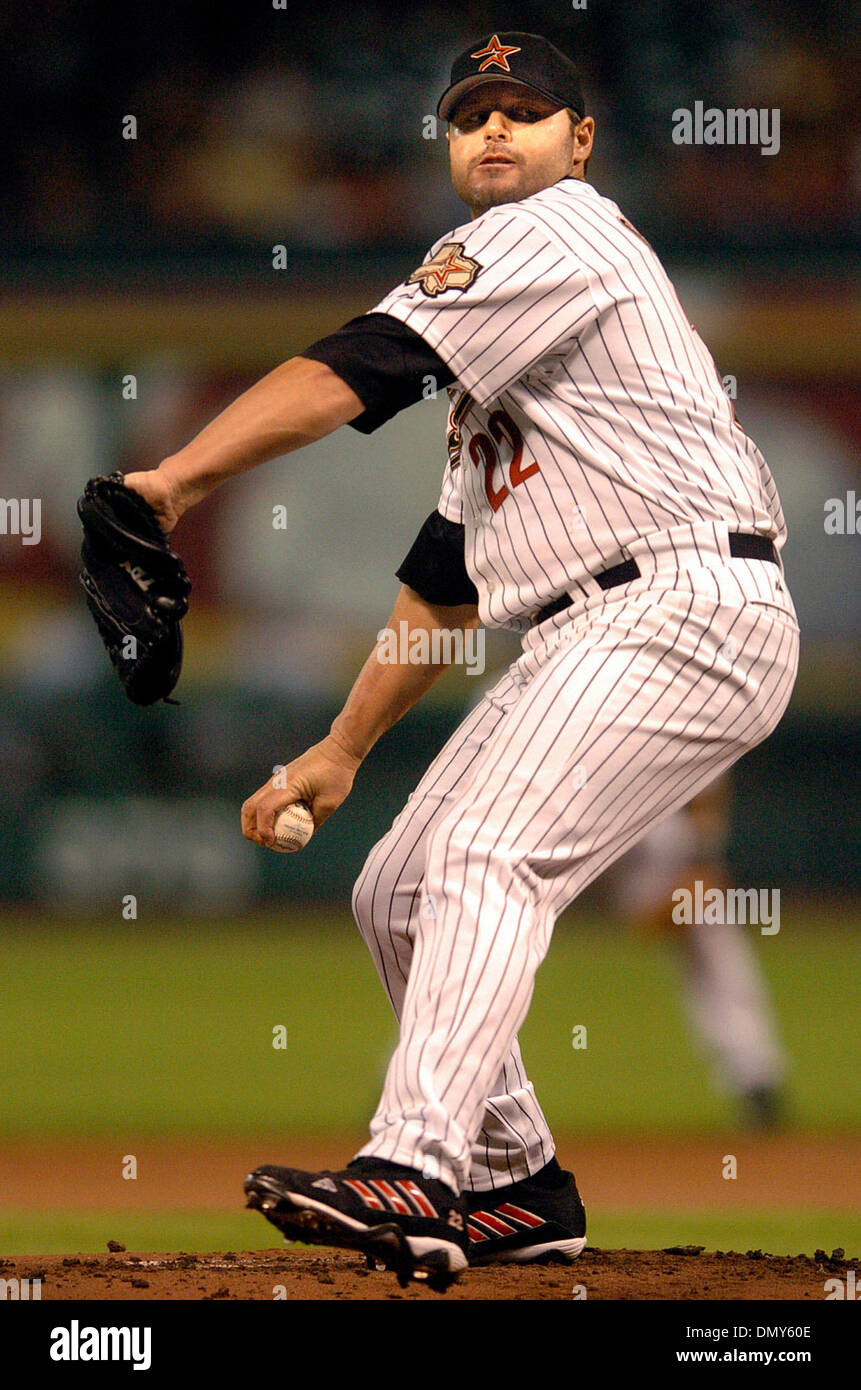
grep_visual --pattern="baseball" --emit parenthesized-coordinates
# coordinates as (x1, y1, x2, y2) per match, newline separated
(271, 802, 315, 854)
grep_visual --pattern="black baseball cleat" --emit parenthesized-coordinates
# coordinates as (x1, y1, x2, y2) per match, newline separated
(466, 1158, 587, 1265)
(244, 1158, 469, 1292)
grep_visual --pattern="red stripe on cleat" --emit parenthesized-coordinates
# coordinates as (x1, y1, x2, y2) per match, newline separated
(497, 1202, 545, 1228)
(397, 1180, 438, 1218)
(469, 1210, 517, 1236)
(343, 1178, 385, 1210)
(369, 1180, 411, 1214)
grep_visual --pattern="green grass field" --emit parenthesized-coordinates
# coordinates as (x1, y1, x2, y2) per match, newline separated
(1, 907, 859, 1135)
(1, 906, 858, 1256)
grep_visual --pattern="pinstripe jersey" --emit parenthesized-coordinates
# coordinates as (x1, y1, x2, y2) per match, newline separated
(371, 177, 787, 631)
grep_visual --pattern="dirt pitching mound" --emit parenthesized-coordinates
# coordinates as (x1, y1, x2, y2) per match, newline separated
(4, 1246, 852, 1301)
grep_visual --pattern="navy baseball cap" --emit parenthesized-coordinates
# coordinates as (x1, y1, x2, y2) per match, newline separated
(437, 32, 586, 123)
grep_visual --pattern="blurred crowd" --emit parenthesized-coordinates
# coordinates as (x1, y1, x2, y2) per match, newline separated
(1, 0, 858, 263)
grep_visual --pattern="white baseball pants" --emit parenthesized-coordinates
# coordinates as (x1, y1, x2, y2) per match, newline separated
(351, 542, 799, 1194)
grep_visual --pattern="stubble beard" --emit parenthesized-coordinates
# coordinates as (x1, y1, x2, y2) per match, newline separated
(457, 138, 576, 218)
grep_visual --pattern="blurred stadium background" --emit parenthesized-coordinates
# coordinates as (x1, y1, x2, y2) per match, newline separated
(0, 0, 858, 1261)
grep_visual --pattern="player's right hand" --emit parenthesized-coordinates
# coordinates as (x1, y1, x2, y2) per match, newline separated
(241, 734, 361, 848)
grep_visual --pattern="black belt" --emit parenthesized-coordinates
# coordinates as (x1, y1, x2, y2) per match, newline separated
(532, 532, 778, 627)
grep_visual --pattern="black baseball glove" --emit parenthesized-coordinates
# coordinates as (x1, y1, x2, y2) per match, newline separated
(77, 472, 191, 705)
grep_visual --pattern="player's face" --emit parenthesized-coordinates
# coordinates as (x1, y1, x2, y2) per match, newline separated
(447, 81, 594, 217)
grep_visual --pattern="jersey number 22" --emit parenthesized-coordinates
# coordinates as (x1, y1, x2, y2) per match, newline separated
(469, 410, 540, 513)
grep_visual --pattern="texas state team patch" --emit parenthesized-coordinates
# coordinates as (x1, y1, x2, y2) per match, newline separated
(407, 243, 482, 297)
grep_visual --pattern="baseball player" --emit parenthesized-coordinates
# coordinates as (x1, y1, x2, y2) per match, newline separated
(124, 32, 800, 1290)
(610, 779, 788, 1126)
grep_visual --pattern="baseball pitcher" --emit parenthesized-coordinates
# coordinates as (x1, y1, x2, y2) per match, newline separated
(123, 33, 800, 1290)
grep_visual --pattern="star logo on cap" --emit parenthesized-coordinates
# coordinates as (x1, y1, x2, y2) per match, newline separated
(407, 243, 482, 297)
(470, 34, 522, 74)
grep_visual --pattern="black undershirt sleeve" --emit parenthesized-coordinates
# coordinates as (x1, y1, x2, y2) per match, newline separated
(300, 312, 456, 434)
(396, 510, 479, 608)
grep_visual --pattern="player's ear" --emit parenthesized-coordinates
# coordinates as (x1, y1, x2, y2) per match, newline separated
(568, 115, 594, 176)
